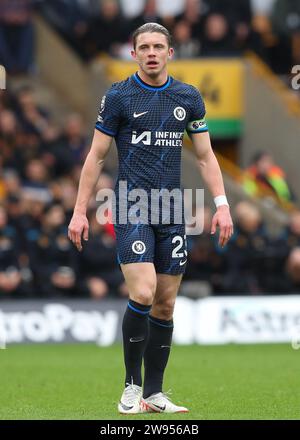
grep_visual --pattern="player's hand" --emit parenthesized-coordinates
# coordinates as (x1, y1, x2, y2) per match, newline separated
(68, 211, 89, 252)
(211, 205, 234, 248)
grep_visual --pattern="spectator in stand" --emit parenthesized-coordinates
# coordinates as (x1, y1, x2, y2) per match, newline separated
(0, 107, 42, 177)
(62, 113, 88, 166)
(200, 13, 238, 56)
(182, 0, 205, 40)
(198, 0, 264, 57)
(27, 202, 78, 297)
(40, 113, 87, 177)
(2, 169, 21, 198)
(143, 0, 159, 24)
(5, 194, 24, 240)
(0, 205, 22, 296)
(223, 201, 270, 294)
(172, 20, 200, 58)
(277, 210, 300, 256)
(249, 0, 291, 74)
(120, 0, 146, 19)
(22, 158, 52, 204)
(243, 151, 294, 203)
(0, 110, 21, 168)
(0, 0, 35, 74)
(251, 0, 276, 16)
(184, 206, 227, 294)
(21, 196, 45, 231)
(78, 210, 128, 299)
(258, 210, 300, 293)
(155, 0, 187, 29)
(119, 0, 146, 36)
(0, 88, 17, 113)
(282, 247, 300, 292)
(184, 0, 202, 23)
(3, 171, 19, 202)
(85, 0, 128, 58)
(271, 0, 300, 72)
(15, 86, 49, 137)
(250, 0, 279, 66)
(55, 177, 78, 225)
(226, 0, 252, 46)
(0, 166, 5, 201)
(39, 121, 76, 177)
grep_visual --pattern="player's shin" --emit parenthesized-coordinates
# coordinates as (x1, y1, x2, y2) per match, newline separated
(143, 315, 173, 398)
(122, 299, 152, 386)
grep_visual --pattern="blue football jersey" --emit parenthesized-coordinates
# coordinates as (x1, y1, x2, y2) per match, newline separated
(96, 72, 208, 189)
(95, 72, 208, 224)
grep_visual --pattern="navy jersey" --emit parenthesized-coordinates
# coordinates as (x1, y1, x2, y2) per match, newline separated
(95, 72, 208, 225)
(95, 73, 208, 271)
(96, 72, 207, 189)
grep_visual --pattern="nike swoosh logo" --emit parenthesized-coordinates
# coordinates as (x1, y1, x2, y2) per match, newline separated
(129, 337, 145, 343)
(119, 402, 133, 411)
(160, 345, 170, 349)
(179, 259, 187, 266)
(133, 111, 148, 118)
(151, 403, 166, 412)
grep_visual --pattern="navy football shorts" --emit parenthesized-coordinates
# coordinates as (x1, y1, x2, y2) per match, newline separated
(114, 223, 188, 275)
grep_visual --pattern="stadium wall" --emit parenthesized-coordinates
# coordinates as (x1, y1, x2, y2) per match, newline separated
(242, 56, 300, 201)
(35, 15, 107, 123)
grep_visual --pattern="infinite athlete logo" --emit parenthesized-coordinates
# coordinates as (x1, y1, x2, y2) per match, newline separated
(131, 130, 183, 147)
(132, 241, 146, 254)
(173, 107, 186, 121)
(131, 131, 151, 145)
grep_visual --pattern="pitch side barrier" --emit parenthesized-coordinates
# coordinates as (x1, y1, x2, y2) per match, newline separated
(1, 296, 300, 347)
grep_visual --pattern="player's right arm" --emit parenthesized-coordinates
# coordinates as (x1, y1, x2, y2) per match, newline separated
(68, 129, 113, 251)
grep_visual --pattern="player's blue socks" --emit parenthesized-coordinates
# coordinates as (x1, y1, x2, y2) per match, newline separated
(122, 299, 152, 387)
(143, 315, 174, 398)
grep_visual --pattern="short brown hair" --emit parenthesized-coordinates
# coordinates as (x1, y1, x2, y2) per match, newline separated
(132, 23, 172, 49)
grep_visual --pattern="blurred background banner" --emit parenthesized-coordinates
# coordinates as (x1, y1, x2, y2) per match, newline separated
(1, 295, 299, 346)
(105, 58, 244, 138)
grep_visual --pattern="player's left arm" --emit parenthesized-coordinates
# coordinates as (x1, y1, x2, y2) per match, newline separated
(190, 131, 234, 247)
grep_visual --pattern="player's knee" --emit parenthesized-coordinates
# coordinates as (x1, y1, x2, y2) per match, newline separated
(152, 298, 175, 320)
(133, 291, 153, 305)
(132, 283, 155, 305)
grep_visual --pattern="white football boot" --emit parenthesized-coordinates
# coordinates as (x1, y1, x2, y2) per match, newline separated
(140, 392, 189, 413)
(118, 383, 143, 414)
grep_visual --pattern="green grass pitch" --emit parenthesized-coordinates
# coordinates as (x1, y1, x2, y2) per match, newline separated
(0, 343, 299, 420)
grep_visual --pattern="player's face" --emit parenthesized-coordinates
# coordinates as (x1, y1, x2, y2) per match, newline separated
(131, 32, 174, 79)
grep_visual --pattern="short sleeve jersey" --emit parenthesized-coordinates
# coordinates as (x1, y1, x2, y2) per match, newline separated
(95, 72, 208, 196)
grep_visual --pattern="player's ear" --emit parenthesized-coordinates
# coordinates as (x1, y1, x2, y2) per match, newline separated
(131, 50, 136, 60)
(168, 47, 174, 59)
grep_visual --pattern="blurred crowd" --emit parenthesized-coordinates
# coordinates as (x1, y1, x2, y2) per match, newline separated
(1, 0, 300, 299)
(185, 202, 300, 296)
(0, 85, 129, 299)
(0, 0, 300, 75)
(1, 84, 300, 299)
(39, 0, 300, 74)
